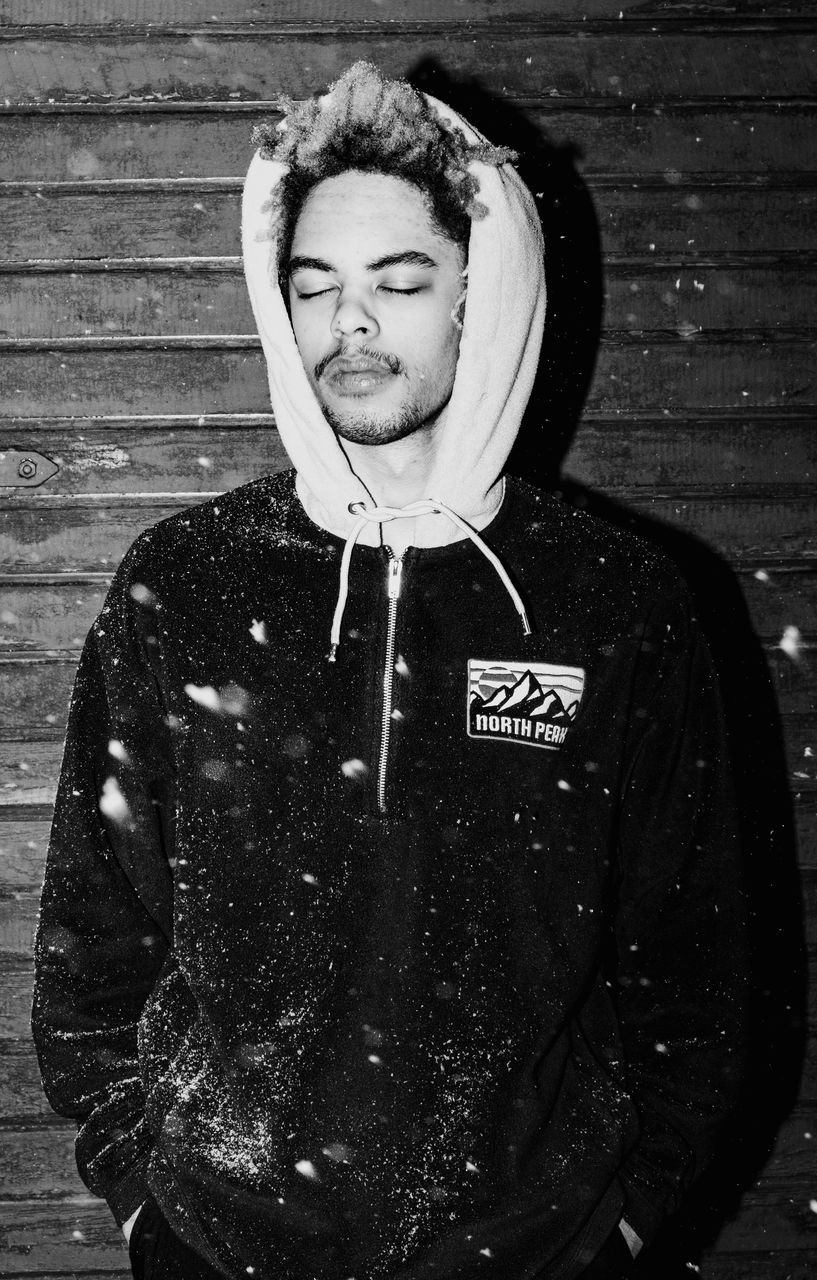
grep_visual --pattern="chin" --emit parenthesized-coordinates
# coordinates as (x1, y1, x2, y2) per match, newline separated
(323, 402, 433, 447)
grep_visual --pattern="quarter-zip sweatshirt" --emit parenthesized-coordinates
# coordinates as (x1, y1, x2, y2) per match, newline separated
(32, 471, 746, 1280)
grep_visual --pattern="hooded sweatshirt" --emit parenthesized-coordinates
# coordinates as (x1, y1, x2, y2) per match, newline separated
(31, 81, 747, 1280)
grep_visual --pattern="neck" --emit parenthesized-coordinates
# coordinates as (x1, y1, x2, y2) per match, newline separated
(339, 425, 437, 509)
(339, 426, 441, 555)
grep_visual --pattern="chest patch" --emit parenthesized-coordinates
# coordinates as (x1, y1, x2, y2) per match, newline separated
(467, 659, 586, 750)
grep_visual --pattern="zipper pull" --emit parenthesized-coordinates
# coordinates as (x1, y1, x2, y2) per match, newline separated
(387, 556, 403, 601)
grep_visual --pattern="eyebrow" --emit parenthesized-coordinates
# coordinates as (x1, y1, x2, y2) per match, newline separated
(287, 250, 438, 276)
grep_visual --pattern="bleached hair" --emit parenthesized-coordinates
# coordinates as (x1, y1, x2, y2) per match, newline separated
(251, 61, 517, 289)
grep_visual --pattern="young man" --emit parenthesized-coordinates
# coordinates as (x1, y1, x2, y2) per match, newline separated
(32, 63, 746, 1280)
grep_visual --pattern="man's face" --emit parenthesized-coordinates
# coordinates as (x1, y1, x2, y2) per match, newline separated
(287, 170, 466, 447)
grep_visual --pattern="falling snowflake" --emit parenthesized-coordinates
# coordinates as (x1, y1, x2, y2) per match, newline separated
(184, 683, 222, 711)
(295, 1159, 320, 1181)
(219, 683, 250, 716)
(779, 626, 802, 661)
(129, 583, 157, 606)
(341, 758, 368, 779)
(322, 1142, 354, 1163)
(249, 618, 268, 644)
(99, 777, 129, 823)
(107, 739, 129, 762)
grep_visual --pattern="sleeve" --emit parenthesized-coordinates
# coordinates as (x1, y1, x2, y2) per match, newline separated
(612, 575, 749, 1247)
(31, 534, 176, 1226)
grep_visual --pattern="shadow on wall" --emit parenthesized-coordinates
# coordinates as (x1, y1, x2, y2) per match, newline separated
(410, 59, 807, 1280)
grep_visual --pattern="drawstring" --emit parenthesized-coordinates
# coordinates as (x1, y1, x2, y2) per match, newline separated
(327, 488, 531, 661)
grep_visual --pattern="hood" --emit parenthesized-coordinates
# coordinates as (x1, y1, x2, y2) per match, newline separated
(241, 82, 546, 550)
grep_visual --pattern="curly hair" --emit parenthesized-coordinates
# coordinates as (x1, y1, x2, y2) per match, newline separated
(251, 61, 517, 296)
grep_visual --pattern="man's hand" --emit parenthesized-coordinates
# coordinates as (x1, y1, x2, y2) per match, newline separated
(122, 1202, 145, 1244)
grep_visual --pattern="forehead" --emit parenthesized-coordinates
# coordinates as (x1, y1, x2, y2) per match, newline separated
(290, 170, 449, 258)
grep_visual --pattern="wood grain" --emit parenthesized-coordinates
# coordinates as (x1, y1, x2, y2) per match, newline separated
(6, 1108, 817, 1209)
(7, 661, 814, 738)
(2, 186, 815, 263)
(3, 492, 815, 572)
(0, 31, 814, 109)
(4, 263, 816, 339)
(0, 3, 814, 1270)
(1, 713, 813, 807)
(3, 796, 815, 890)
(3, 0, 814, 26)
(0, 420, 813, 497)
(1, 105, 814, 184)
(1, 338, 814, 418)
(0, 425, 290, 495)
(1, 1190, 816, 1278)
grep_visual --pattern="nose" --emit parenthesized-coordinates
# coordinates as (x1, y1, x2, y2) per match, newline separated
(330, 292, 379, 341)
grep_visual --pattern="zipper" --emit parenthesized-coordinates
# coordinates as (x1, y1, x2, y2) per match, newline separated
(377, 550, 404, 813)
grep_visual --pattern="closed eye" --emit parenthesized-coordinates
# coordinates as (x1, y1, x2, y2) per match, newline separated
(295, 286, 424, 300)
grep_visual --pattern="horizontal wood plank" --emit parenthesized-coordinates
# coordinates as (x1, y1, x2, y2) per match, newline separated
(3, 794, 817, 890)
(0, 1200, 810, 1279)
(562, 420, 817, 493)
(0, 31, 814, 108)
(2, 186, 815, 263)
(0, 820, 52, 888)
(1, 339, 814, 418)
(705, 1260, 816, 1280)
(2, 0, 813, 27)
(2, 547, 815, 653)
(0, 420, 813, 499)
(1, 105, 815, 184)
(712, 1186, 817, 1256)
(0, 1198, 130, 1273)
(0, 1043, 56, 1119)
(1, 711, 813, 807)
(0, 969, 34, 1040)
(0, 1217, 810, 1280)
(0, 742, 64, 807)
(0, 1199, 800, 1280)
(5, 659, 814, 742)
(0, 426, 288, 495)
(1, 1108, 813, 1215)
(0, 584, 107, 652)
(4, 264, 816, 339)
(2, 492, 816, 573)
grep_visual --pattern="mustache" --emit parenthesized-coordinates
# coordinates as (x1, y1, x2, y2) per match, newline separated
(315, 345, 404, 381)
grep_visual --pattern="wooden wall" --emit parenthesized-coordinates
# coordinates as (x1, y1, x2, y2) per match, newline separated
(0, 2, 814, 1275)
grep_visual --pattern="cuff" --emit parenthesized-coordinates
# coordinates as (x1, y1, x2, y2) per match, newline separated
(105, 1154, 152, 1228)
(618, 1161, 674, 1250)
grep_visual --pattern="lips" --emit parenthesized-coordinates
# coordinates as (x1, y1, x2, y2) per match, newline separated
(325, 354, 395, 395)
(330, 356, 391, 376)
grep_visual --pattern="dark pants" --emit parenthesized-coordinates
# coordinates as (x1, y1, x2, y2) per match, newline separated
(128, 1194, 634, 1280)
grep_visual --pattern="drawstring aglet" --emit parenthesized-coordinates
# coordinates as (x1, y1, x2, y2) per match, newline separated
(327, 643, 339, 664)
(520, 608, 532, 637)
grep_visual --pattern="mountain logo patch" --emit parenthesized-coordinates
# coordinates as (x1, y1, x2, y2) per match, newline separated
(467, 659, 585, 750)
